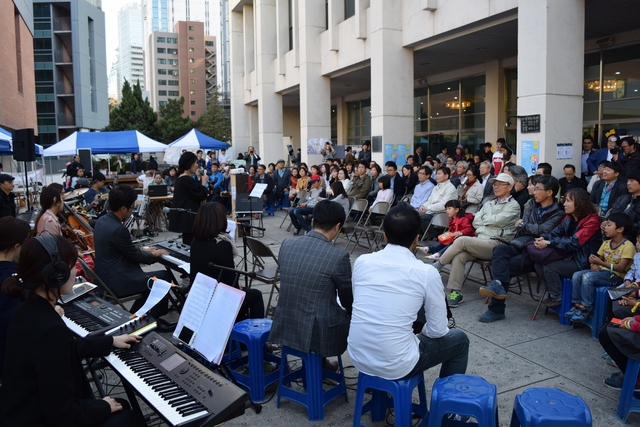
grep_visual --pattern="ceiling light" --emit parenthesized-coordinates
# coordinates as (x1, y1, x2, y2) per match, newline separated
(587, 79, 618, 92)
(445, 100, 471, 109)
(615, 71, 621, 75)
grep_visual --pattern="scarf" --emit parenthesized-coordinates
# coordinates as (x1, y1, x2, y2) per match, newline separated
(216, 233, 238, 257)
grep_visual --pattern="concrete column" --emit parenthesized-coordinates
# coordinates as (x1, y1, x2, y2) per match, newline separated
(484, 60, 504, 144)
(517, 0, 584, 176)
(255, 0, 283, 163)
(298, 0, 331, 165)
(229, 8, 251, 152)
(369, 0, 414, 166)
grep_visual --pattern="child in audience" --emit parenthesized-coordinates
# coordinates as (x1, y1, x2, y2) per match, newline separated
(566, 212, 636, 322)
(421, 199, 475, 260)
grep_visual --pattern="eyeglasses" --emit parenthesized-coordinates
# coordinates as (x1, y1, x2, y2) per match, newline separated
(532, 187, 548, 192)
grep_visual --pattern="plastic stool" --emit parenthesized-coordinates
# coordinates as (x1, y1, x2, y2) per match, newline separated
(544, 277, 573, 326)
(617, 359, 640, 423)
(276, 346, 348, 421)
(510, 387, 592, 426)
(353, 371, 428, 427)
(227, 318, 280, 402)
(428, 374, 498, 426)
(581, 285, 613, 340)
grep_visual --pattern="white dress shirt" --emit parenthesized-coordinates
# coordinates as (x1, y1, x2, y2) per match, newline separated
(348, 244, 449, 380)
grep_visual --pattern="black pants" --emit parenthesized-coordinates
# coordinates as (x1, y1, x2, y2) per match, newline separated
(128, 269, 173, 319)
(488, 244, 535, 315)
(104, 398, 146, 427)
(599, 306, 634, 373)
(237, 287, 265, 321)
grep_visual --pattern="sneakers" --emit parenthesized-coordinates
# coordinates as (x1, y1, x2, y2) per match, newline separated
(571, 307, 592, 323)
(447, 291, 464, 308)
(479, 279, 507, 300)
(446, 414, 472, 422)
(564, 306, 579, 318)
(426, 253, 440, 260)
(542, 296, 562, 307)
(418, 246, 430, 254)
(293, 228, 302, 236)
(604, 373, 640, 391)
(478, 310, 506, 323)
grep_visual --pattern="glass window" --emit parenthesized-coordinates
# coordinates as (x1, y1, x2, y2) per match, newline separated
(168, 90, 179, 96)
(158, 79, 167, 85)
(189, 47, 194, 52)
(345, 0, 355, 19)
(190, 69, 195, 74)
(169, 70, 178, 76)
(158, 69, 167, 75)
(190, 90, 196, 94)
(167, 37, 177, 43)
(168, 59, 178, 65)
(189, 37, 195, 42)
(159, 101, 167, 106)
(190, 100, 196, 105)
(189, 58, 195, 63)
(188, 25, 194, 31)
(157, 58, 166, 64)
(205, 41, 214, 47)
(190, 79, 196, 84)
(156, 37, 166, 43)
(346, 99, 371, 143)
(167, 48, 178, 55)
(191, 111, 196, 116)
(157, 47, 166, 54)
(168, 80, 179, 86)
(429, 81, 459, 131)
(158, 90, 167, 96)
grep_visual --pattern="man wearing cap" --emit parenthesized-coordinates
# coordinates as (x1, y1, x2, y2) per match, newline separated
(288, 174, 326, 235)
(84, 172, 109, 215)
(431, 173, 521, 308)
(273, 159, 291, 209)
(0, 174, 17, 218)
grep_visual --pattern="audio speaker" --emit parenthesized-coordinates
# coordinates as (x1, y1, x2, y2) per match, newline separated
(12, 129, 36, 162)
(78, 148, 93, 176)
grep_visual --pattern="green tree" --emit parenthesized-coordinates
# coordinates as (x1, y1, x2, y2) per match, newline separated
(103, 79, 158, 139)
(195, 93, 232, 145)
(155, 97, 195, 144)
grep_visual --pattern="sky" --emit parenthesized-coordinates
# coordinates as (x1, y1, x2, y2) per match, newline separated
(102, 0, 130, 67)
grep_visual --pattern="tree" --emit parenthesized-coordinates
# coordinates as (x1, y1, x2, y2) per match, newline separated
(103, 79, 157, 139)
(155, 97, 194, 144)
(195, 92, 232, 145)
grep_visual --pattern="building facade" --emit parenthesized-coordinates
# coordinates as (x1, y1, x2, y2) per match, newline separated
(229, 0, 640, 174)
(116, 2, 145, 99)
(33, 0, 109, 146)
(0, 0, 37, 133)
(146, 21, 217, 118)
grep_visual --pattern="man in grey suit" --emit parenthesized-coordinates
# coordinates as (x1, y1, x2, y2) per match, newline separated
(269, 200, 353, 362)
(93, 185, 175, 330)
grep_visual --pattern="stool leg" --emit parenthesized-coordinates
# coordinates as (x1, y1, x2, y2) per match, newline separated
(617, 360, 640, 422)
(307, 353, 324, 421)
(352, 374, 367, 427)
(369, 390, 390, 422)
(509, 408, 520, 427)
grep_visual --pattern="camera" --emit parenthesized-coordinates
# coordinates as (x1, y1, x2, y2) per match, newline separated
(197, 167, 206, 175)
(610, 147, 621, 155)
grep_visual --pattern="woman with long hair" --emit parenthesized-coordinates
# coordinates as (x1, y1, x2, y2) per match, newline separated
(164, 166, 178, 192)
(338, 168, 352, 193)
(1, 235, 144, 426)
(402, 164, 418, 194)
(533, 188, 602, 307)
(35, 186, 64, 236)
(190, 203, 264, 321)
(169, 152, 209, 245)
(329, 181, 350, 216)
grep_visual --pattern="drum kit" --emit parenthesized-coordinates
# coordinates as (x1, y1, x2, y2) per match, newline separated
(63, 187, 89, 206)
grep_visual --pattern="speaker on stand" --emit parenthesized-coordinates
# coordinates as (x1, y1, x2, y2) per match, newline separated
(12, 129, 36, 211)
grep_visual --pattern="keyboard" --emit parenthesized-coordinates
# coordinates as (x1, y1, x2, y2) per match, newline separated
(104, 332, 247, 427)
(161, 254, 187, 268)
(62, 294, 146, 338)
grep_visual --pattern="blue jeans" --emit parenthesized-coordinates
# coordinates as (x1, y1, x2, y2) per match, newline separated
(402, 329, 469, 379)
(571, 269, 622, 307)
(289, 207, 313, 231)
(427, 242, 452, 257)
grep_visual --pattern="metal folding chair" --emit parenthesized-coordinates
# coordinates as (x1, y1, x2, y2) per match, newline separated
(245, 237, 281, 317)
(336, 199, 369, 246)
(345, 202, 390, 254)
(417, 212, 449, 247)
(280, 189, 307, 231)
(77, 257, 142, 311)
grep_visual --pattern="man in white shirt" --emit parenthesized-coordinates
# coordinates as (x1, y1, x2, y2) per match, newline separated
(348, 202, 469, 380)
(218, 148, 231, 164)
(419, 166, 457, 233)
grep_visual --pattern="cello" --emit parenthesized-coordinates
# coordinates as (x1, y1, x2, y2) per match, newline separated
(61, 202, 95, 255)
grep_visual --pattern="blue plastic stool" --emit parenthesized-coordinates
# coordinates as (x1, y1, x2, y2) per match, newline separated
(428, 374, 498, 426)
(545, 277, 573, 326)
(617, 359, 640, 423)
(227, 318, 280, 402)
(581, 285, 613, 340)
(510, 387, 592, 426)
(352, 371, 428, 427)
(276, 346, 348, 421)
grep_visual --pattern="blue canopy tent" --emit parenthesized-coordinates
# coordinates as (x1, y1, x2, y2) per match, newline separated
(0, 126, 44, 156)
(168, 129, 229, 150)
(42, 130, 167, 156)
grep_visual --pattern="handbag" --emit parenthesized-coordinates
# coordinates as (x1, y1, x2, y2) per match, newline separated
(437, 220, 458, 246)
(510, 235, 534, 250)
(523, 240, 569, 265)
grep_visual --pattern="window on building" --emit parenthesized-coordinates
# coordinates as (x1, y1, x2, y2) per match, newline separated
(157, 58, 166, 64)
(169, 70, 178, 76)
(158, 79, 167, 85)
(167, 37, 178, 43)
(168, 80, 179, 86)
(205, 41, 214, 47)
(190, 90, 196, 94)
(190, 79, 196, 84)
(288, 0, 293, 51)
(168, 59, 178, 65)
(157, 47, 166, 53)
(190, 100, 196, 105)
(345, 0, 355, 19)
(188, 25, 194, 31)
(189, 37, 195, 42)
(167, 48, 178, 54)
(190, 69, 195, 74)
(346, 98, 371, 146)
(189, 58, 195, 63)
(158, 69, 167, 75)
(159, 101, 167, 107)
(189, 47, 195, 52)
(191, 111, 196, 116)
(156, 36, 166, 43)
(158, 90, 167, 96)
(168, 90, 179, 96)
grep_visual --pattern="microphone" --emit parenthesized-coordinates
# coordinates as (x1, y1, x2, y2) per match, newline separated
(162, 207, 191, 213)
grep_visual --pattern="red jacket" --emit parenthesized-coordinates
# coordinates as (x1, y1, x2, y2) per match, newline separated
(448, 213, 475, 237)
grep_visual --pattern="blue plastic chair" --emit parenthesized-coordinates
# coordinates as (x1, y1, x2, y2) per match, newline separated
(545, 277, 573, 326)
(581, 285, 613, 340)
(352, 371, 428, 427)
(510, 387, 592, 427)
(227, 318, 280, 402)
(617, 359, 640, 423)
(276, 346, 348, 421)
(428, 374, 498, 426)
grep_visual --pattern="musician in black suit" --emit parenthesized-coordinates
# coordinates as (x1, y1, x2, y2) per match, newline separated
(0, 235, 144, 427)
(94, 185, 174, 327)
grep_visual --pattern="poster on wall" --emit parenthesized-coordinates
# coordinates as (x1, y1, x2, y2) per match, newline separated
(307, 138, 332, 155)
(384, 143, 412, 165)
(521, 140, 540, 175)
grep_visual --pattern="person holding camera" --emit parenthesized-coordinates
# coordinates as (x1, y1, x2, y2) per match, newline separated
(321, 142, 336, 163)
(244, 146, 261, 169)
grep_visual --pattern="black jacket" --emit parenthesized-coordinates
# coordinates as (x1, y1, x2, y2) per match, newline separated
(607, 194, 640, 237)
(558, 177, 587, 196)
(0, 261, 19, 374)
(622, 150, 640, 177)
(1, 293, 113, 427)
(511, 188, 532, 215)
(0, 191, 16, 218)
(169, 175, 208, 233)
(517, 201, 566, 238)
(390, 174, 406, 200)
(589, 178, 629, 214)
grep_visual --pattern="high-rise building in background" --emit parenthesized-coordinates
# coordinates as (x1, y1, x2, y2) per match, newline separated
(116, 1, 144, 100)
(143, 0, 215, 37)
(219, 0, 230, 117)
(146, 21, 216, 119)
(32, 0, 108, 146)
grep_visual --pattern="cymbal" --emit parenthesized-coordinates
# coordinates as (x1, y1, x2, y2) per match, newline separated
(64, 188, 90, 199)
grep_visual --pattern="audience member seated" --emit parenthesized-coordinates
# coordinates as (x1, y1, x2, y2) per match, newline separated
(479, 161, 496, 204)
(587, 161, 605, 194)
(369, 175, 394, 211)
(190, 202, 264, 321)
(384, 161, 406, 202)
(348, 202, 469, 380)
(289, 174, 326, 235)
(337, 168, 352, 193)
(270, 200, 352, 367)
(507, 165, 532, 214)
(456, 165, 483, 214)
(559, 164, 587, 197)
(294, 167, 310, 196)
(621, 136, 640, 177)
(567, 213, 634, 323)
(587, 133, 621, 175)
(450, 161, 468, 188)
(478, 175, 565, 322)
(589, 161, 628, 216)
(536, 162, 552, 176)
(328, 181, 350, 216)
(533, 188, 602, 308)
(607, 169, 640, 238)
(35, 186, 64, 236)
(418, 166, 457, 234)
(431, 173, 520, 308)
(402, 164, 418, 194)
(410, 166, 435, 211)
(421, 200, 475, 261)
(347, 161, 372, 200)
(94, 185, 174, 329)
(367, 164, 382, 204)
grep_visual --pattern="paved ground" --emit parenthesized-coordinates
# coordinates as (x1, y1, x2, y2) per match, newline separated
(98, 210, 635, 427)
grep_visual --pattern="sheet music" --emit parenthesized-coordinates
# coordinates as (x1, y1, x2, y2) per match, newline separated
(134, 278, 173, 317)
(193, 282, 245, 364)
(250, 183, 268, 198)
(226, 219, 237, 242)
(173, 273, 216, 345)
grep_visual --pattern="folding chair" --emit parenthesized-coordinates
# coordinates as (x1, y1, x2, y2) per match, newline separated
(280, 189, 307, 231)
(417, 212, 449, 247)
(335, 199, 369, 245)
(245, 237, 281, 317)
(77, 257, 142, 311)
(400, 194, 412, 203)
(346, 202, 390, 254)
